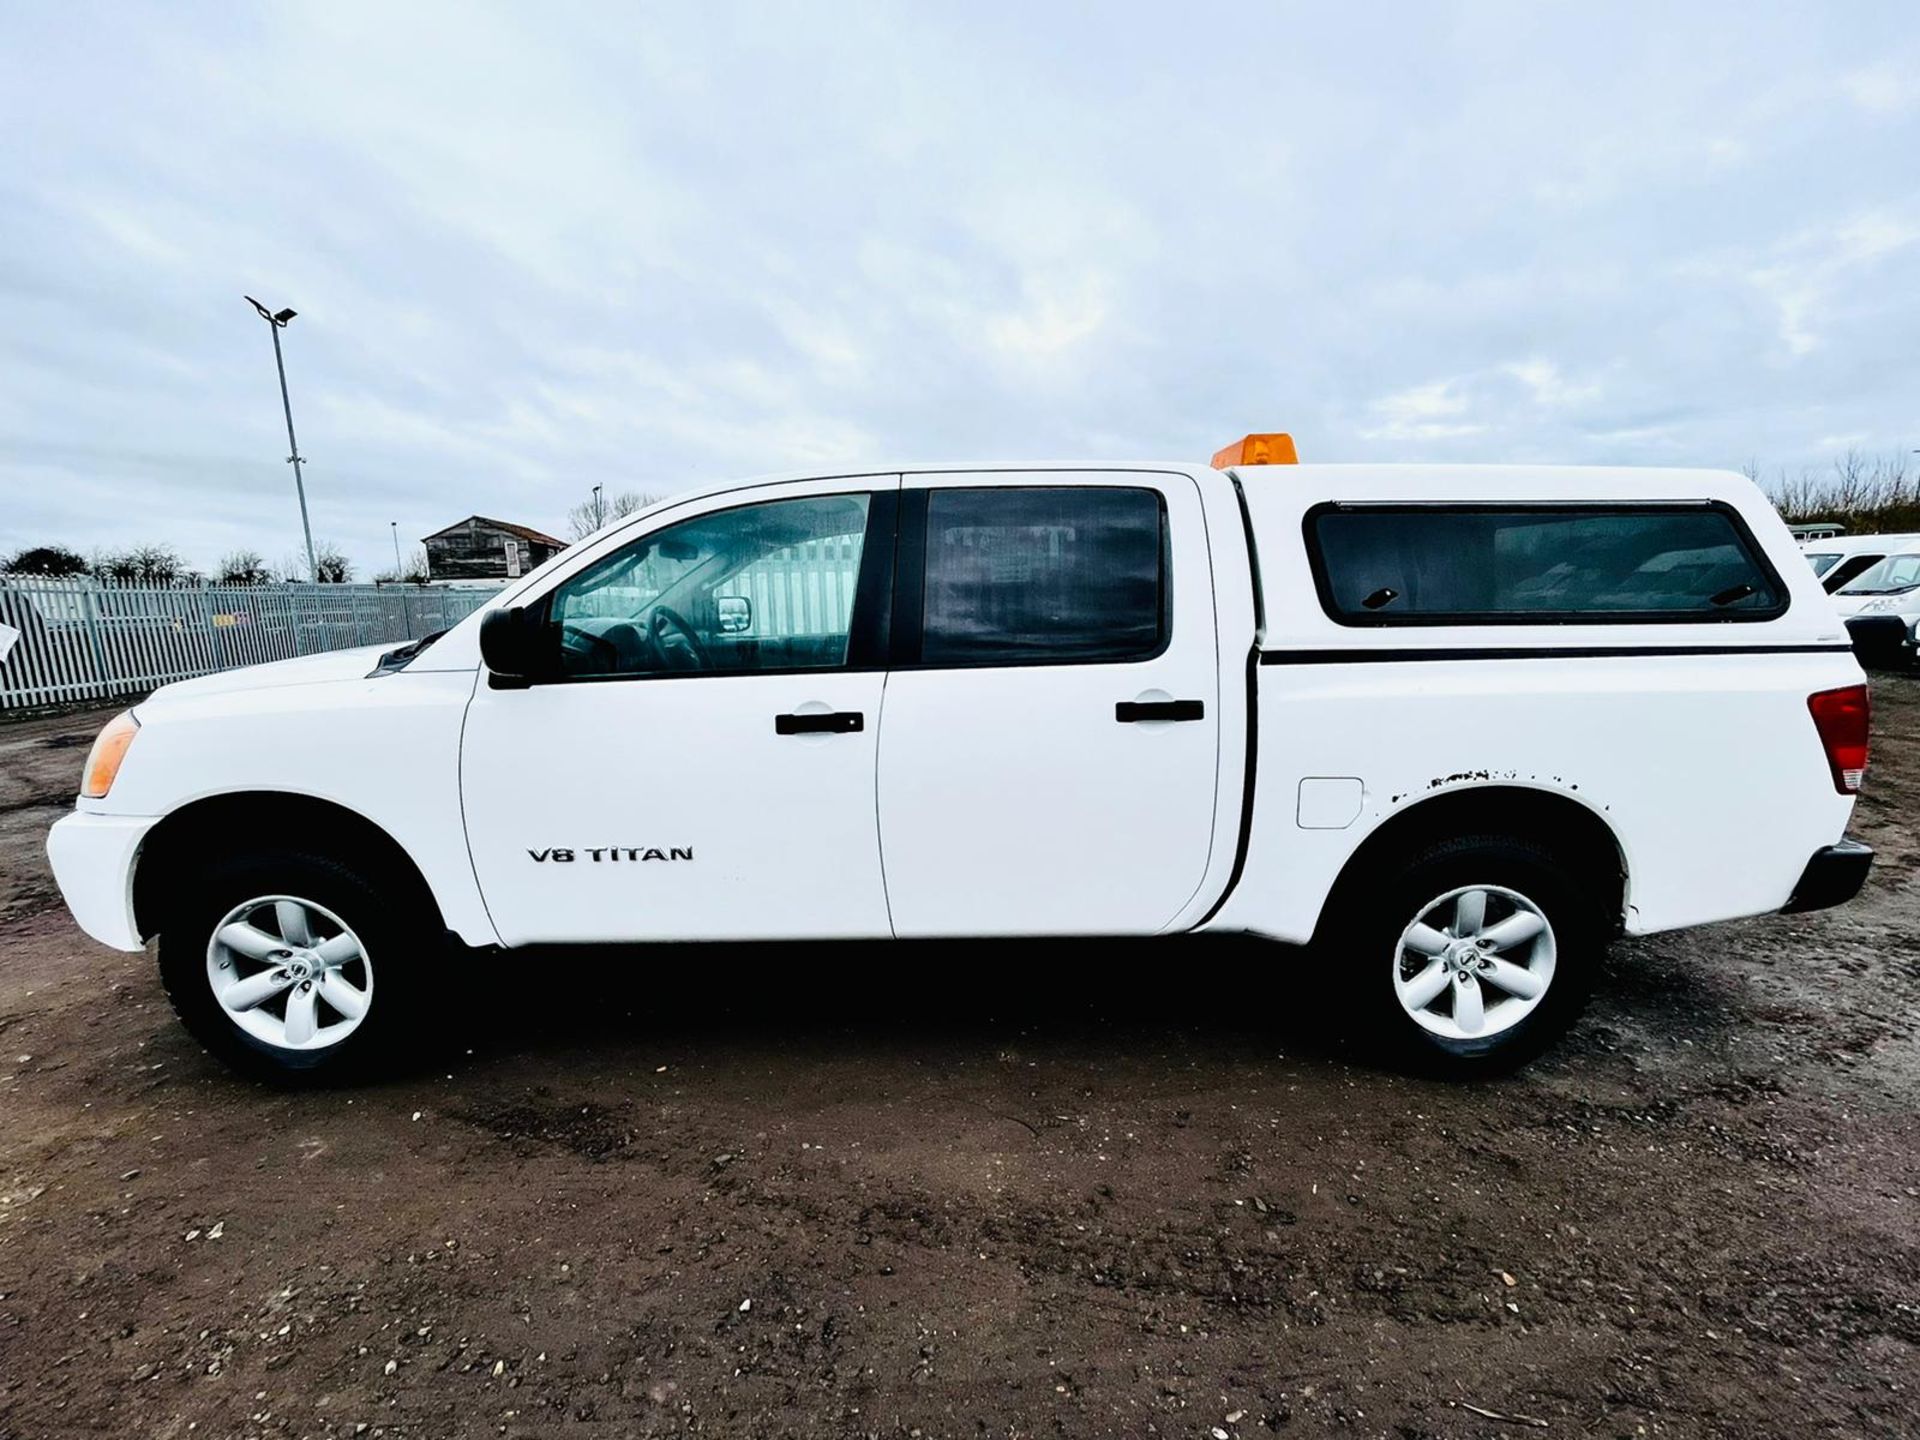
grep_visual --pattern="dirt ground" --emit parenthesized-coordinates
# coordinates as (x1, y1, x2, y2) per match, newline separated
(1, 688, 1917, 1440)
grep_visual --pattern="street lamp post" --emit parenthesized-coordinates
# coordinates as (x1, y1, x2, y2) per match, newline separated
(245, 296, 317, 583)
(391, 521, 403, 575)
(593, 483, 605, 530)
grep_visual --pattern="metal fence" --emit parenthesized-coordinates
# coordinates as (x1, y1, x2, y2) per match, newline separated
(712, 538, 862, 639)
(0, 577, 501, 710)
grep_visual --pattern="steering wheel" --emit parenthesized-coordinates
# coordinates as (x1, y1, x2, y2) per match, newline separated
(560, 621, 623, 673)
(648, 604, 709, 671)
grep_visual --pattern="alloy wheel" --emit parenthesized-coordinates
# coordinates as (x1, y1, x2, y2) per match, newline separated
(205, 895, 374, 1052)
(1393, 883, 1556, 1041)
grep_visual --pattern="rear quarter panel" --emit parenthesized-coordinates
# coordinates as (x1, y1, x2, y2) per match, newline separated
(1207, 465, 1862, 942)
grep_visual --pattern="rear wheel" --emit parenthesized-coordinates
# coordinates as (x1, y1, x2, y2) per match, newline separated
(1333, 835, 1605, 1075)
(158, 849, 434, 1083)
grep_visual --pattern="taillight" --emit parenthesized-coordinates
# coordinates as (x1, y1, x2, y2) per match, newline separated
(1807, 685, 1870, 794)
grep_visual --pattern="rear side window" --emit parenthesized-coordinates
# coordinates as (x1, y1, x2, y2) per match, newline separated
(917, 487, 1168, 664)
(1307, 505, 1786, 625)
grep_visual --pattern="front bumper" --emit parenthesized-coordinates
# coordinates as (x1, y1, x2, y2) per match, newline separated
(45, 811, 158, 951)
(1781, 838, 1874, 915)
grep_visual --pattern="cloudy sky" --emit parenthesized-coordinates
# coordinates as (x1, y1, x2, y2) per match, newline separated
(2, 2, 1917, 578)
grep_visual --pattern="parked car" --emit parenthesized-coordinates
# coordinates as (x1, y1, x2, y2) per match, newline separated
(1829, 547, 1920, 665)
(48, 440, 1872, 1081)
(1801, 532, 1920, 594)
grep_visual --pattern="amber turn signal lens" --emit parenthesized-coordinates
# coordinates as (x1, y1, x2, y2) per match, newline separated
(81, 711, 139, 799)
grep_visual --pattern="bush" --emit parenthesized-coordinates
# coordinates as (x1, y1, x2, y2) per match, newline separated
(3, 544, 89, 577)
(92, 545, 184, 583)
(216, 550, 272, 586)
(1755, 451, 1920, 535)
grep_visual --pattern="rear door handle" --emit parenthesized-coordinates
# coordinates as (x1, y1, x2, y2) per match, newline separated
(1115, 700, 1205, 723)
(775, 711, 864, 735)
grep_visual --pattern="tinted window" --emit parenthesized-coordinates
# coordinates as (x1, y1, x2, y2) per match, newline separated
(919, 487, 1167, 664)
(548, 493, 870, 677)
(1310, 506, 1784, 623)
(1804, 552, 1841, 577)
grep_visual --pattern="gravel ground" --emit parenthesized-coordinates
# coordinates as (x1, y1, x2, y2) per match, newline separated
(1, 687, 1917, 1439)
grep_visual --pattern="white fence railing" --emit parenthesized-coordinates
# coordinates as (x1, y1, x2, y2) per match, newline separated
(0, 578, 501, 710)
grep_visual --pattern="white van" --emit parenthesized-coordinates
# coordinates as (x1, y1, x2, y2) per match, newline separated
(47, 438, 1873, 1080)
(1829, 545, 1920, 663)
(1802, 533, 1920, 595)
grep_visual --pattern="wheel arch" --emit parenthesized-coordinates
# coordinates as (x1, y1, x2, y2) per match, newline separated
(1311, 784, 1629, 944)
(132, 791, 447, 941)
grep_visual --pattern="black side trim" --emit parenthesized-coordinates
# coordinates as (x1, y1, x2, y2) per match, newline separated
(1260, 643, 1852, 665)
(1191, 645, 1261, 930)
(846, 489, 899, 670)
(889, 487, 929, 668)
(1781, 838, 1872, 914)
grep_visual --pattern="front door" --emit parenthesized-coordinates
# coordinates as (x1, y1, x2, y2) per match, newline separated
(461, 478, 898, 945)
(875, 472, 1222, 936)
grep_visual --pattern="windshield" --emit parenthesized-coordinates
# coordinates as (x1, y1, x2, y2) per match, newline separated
(1838, 553, 1920, 595)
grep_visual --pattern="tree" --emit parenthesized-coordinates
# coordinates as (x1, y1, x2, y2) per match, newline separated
(374, 546, 432, 585)
(92, 545, 183, 583)
(566, 489, 660, 540)
(313, 543, 353, 584)
(216, 550, 271, 586)
(3, 544, 89, 577)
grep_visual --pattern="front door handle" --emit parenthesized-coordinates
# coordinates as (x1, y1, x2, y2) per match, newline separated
(775, 711, 864, 735)
(1115, 699, 1205, 723)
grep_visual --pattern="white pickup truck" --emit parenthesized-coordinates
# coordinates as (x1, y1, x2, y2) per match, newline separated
(48, 436, 1873, 1080)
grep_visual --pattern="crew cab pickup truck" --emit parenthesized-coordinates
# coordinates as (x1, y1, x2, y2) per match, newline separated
(47, 436, 1874, 1080)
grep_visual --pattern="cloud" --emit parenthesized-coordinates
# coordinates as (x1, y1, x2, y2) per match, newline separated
(1362, 361, 1605, 443)
(1, 2, 1917, 576)
(1503, 360, 1603, 409)
(1844, 62, 1919, 116)
(1362, 379, 1486, 442)
(1743, 209, 1920, 356)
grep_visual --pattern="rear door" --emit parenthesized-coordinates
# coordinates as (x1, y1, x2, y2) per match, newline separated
(875, 471, 1221, 936)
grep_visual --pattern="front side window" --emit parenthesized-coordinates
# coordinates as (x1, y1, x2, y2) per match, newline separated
(917, 487, 1167, 665)
(1804, 552, 1841, 577)
(548, 493, 871, 677)
(1308, 505, 1785, 624)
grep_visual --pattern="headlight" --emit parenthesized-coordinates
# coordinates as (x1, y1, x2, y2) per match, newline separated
(80, 711, 139, 799)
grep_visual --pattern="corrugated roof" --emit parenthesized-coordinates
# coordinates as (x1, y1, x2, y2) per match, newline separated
(422, 515, 567, 548)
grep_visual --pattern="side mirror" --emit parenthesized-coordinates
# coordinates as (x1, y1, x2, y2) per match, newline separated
(479, 606, 548, 687)
(717, 595, 753, 634)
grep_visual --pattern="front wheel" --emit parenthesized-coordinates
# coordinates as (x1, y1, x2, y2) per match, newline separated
(157, 849, 434, 1083)
(1333, 836, 1605, 1076)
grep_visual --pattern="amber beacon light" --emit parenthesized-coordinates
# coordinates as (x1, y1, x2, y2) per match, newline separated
(1210, 432, 1299, 468)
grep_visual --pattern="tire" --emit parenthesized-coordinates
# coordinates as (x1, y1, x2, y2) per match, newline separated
(156, 847, 436, 1084)
(1327, 834, 1606, 1077)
